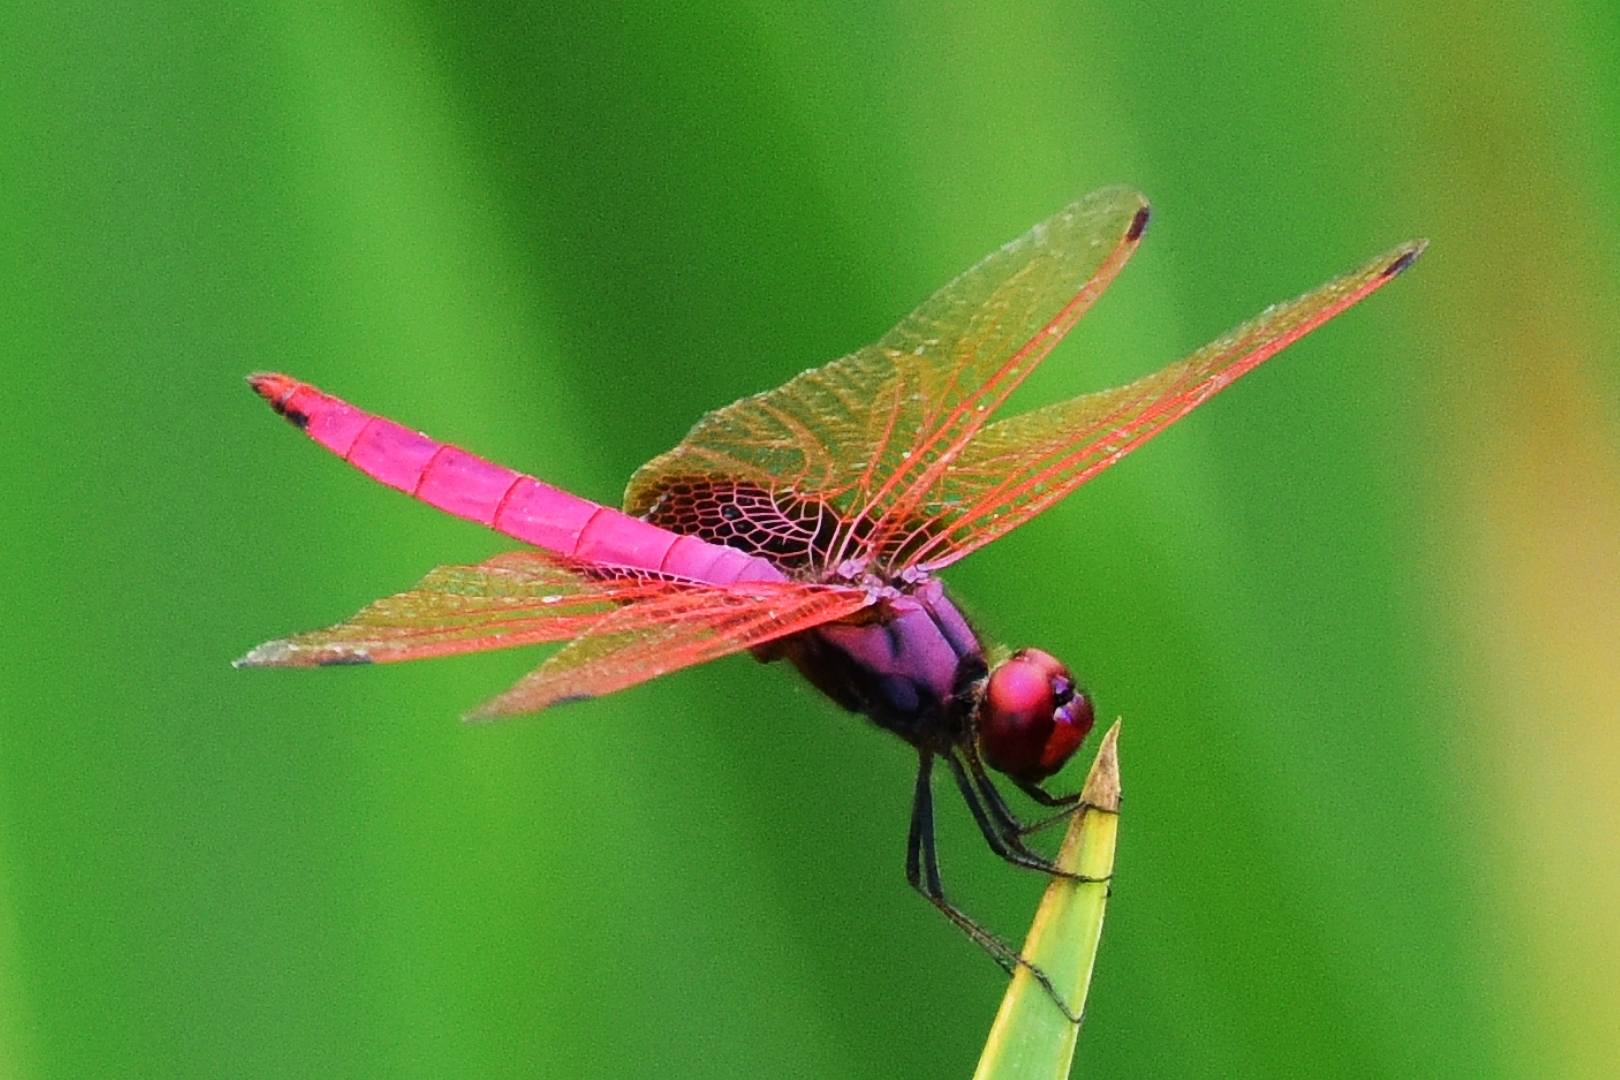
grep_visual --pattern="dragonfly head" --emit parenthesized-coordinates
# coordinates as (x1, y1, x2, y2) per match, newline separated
(977, 648, 1095, 783)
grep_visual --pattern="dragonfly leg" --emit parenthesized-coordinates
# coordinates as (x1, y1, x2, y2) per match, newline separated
(1013, 776, 1121, 836)
(1014, 777, 1083, 808)
(1007, 776, 1093, 837)
(942, 750, 1094, 881)
(959, 742, 1055, 839)
(906, 752, 1082, 1023)
(906, 753, 1009, 962)
(1014, 803, 1088, 838)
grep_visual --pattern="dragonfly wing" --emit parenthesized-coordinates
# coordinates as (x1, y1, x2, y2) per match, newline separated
(887, 240, 1428, 571)
(623, 187, 1149, 572)
(468, 575, 874, 718)
(236, 550, 868, 674)
(235, 552, 635, 666)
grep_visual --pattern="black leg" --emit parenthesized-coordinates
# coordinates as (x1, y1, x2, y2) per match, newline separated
(957, 740, 1088, 834)
(1016, 803, 1087, 838)
(942, 751, 1089, 879)
(1014, 777, 1082, 808)
(1013, 776, 1121, 836)
(908, 752, 1013, 972)
(958, 742, 1032, 837)
(1004, 773, 1088, 837)
(960, 745, 1106, 837)
(958, 743, 1073, 845)
(904, 752, 1082, 1022)
(905, 752, 943, 899)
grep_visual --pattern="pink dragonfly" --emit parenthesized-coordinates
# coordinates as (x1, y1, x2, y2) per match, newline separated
(240, 187, 1422, 1007)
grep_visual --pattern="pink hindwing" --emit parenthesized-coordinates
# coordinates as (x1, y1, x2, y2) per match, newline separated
(237, 550, 869, 717)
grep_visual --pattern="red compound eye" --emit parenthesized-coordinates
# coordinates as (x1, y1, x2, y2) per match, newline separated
(978, 648, 1095, 782)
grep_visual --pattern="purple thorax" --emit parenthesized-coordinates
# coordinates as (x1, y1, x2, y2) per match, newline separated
(779, 577, 986, 745)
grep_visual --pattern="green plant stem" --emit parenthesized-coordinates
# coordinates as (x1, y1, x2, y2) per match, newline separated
(972, 720, 1121, 1080)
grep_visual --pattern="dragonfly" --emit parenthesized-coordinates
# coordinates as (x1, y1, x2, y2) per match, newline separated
(239, 187, 1423, 1012)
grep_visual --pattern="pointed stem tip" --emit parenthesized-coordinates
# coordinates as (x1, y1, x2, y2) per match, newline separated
(1079, 720, 1121, 814)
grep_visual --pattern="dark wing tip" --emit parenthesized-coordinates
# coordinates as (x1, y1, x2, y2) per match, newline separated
(246, 372, 309, 429)
(1380, 240, 1428, 279)
(1126, 205, 1151, 242)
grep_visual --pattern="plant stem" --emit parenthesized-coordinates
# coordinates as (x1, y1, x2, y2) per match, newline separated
(972, 720, 1121, 1080)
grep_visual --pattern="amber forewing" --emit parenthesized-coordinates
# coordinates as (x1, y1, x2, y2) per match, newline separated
(623, 187, 1150, 574)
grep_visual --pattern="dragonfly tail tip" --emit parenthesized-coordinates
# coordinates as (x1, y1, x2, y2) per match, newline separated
(245, 373, 309, 429)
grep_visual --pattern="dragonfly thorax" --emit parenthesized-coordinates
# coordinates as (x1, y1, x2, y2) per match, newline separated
(768, 578, 979, 743)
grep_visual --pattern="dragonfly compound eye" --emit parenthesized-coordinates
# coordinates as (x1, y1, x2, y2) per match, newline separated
(978, 648, 1095, 782)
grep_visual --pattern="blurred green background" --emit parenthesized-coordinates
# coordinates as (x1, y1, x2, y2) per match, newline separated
(3, 2, 1618, 1077)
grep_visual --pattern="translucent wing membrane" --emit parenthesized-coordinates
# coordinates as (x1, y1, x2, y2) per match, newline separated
(237, 552, 674, 666)
(468, 579, 869, 717)
(625, 187, 1150, 574)
(236, 550, 871, 715)
(889, 240, 1429, 570)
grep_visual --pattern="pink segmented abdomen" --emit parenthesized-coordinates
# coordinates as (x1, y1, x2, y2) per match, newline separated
(247, 374, 783, 584)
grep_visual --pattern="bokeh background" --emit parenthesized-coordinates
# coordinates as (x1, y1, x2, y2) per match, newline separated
(4, 2, 1618, 1077)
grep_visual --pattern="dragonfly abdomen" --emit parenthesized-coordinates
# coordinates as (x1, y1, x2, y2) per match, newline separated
(247, 374, 781, 585)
